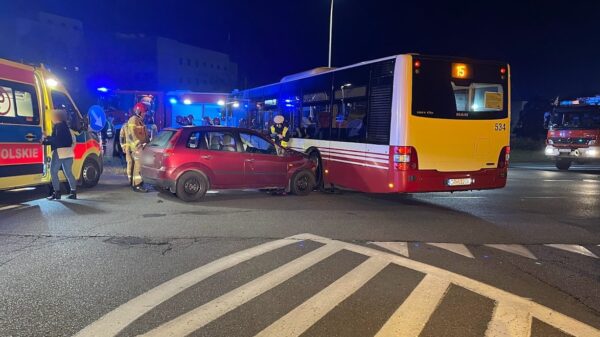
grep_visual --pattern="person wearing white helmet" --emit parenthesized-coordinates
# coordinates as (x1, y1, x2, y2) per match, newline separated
(270, 115, 290, 147)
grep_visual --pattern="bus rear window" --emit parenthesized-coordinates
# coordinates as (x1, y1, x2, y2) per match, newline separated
(412, 59, 508, 120)
(149, 130, 176, 148)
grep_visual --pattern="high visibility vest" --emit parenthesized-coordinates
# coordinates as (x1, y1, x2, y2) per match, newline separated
(271, 125, 289, 147)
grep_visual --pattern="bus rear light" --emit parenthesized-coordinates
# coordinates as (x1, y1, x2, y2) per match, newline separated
(393, 146, 418, 170)
(498, 146, 510, 168)
(500, 67, 507, 75)
(414, 60, 421, 68)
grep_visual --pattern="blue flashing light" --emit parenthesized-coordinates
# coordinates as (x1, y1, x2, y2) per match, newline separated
(284, 99, 292, 103)
(169, 98, 178, 104)
(285, 104, 294, 108)
(97, 87, 109, 93)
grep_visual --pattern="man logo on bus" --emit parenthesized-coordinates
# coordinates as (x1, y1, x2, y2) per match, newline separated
(0, 87, 12, 116)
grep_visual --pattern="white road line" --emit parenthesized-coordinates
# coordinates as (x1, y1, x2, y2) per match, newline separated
(545, 244, 599, 258)
(583, 179, 600, 183)
(374, 274, 450, 337)
(370, 241, 409, 257)
(485, 302, 532, 337)
(543, 179, 575, 182)
(140, 243, 343, 337)
(294, 234, 600, 337)
(485, 244, 537, 260)
(430, 196, 486, 199)
(0, 204, 22, 211)
(427, 243, 475, 259)
(73, 238, 298, 337)
(254, 257, 390, 337)
(520, 196, 565, 199)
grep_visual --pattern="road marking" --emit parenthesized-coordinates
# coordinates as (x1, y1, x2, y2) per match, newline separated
(427, 243, 475, 259)
(583, 179, 600, 183)
(0, 204, 21, 211)
(370, 241, 409, 257)
(140, 243, 343, 337)
(76, 233, 600, 337)
(520, 196, 565, 199)
(254, 257, 389, 337)
(374, 274, 449, 337)
(485, 244, 537, 260)
(430, 196, 486, 199)
(73, 238, 298, 337)
(543, 179, 575, 182)
(485, 302, 532, 337)
(545, 244, 599, 258)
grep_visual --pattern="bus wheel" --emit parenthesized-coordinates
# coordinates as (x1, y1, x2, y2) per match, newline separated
(81, 158, 101, 187)
(556, 159, 571, 171)
(309, 151, 323, 190)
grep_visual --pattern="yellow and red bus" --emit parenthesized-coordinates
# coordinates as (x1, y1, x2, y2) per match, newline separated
(232, 54, 510, 193)
(0, 58, 102, 191)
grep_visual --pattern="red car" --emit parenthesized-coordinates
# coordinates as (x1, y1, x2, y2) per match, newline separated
(141, 126, 316, 201)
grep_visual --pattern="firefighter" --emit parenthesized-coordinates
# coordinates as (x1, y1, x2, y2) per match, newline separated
(270, 115, 290, 147)
(125, 103, 149, 192)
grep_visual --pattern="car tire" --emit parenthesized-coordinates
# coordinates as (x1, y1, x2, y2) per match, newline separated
(556, 159, 571, 171)
(176, 171, 208, 202)
(81, 158, 101, 188)
(290, 170, 315, 196)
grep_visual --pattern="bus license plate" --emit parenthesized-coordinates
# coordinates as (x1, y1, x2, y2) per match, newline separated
(447, 178, 473, 186)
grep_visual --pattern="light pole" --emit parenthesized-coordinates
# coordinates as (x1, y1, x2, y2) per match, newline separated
(328, 0, 334, 67)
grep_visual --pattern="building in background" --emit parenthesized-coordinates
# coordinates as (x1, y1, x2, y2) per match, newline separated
(87, 34, 237, 94)
(0, 12, 86, 99)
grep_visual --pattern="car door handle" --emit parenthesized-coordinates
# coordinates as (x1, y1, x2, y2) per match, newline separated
(201, 155, 213, 160)
(25, 133, 37, 142)
(245, 159, 255, 163)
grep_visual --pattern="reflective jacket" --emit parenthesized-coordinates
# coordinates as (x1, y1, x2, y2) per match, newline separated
(126, 115, 148, 150)
(270, 124, 290, 147)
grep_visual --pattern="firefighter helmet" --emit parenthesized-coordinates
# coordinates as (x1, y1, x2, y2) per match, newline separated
(133, 103, 148, 116)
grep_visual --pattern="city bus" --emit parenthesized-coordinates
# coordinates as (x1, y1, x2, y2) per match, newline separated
(231, 54, 510, 193)
(0, 58, 102, 191)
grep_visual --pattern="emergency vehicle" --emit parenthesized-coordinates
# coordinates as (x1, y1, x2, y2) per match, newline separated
(0, 58, 102, 191)
(544, 96, 600, 170)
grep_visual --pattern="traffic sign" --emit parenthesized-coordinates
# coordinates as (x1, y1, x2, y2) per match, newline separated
(87, 105, 106, 132)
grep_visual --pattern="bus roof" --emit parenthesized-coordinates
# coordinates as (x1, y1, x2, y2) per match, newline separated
(240, 53, 507, 93)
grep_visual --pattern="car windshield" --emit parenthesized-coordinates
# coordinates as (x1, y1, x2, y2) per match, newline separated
(550, 110, 600, 129)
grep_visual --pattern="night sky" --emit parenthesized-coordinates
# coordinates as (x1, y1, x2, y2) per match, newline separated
(7, 0, 600, 100)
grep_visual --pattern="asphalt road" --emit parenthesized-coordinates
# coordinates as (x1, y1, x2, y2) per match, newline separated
(0, 163, 599, 337)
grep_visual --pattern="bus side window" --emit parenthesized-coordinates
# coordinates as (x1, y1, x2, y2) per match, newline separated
(300, 73, 333, 141)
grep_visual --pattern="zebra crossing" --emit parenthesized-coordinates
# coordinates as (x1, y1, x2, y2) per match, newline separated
(75, 233, 600, 337)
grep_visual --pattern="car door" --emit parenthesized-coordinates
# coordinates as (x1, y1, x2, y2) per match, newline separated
(200, 130, 246, 188)
(239, 132, 287, 188)
(0, 78, 44, 189)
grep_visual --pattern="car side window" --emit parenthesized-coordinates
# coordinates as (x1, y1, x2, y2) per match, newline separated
(205, 131, 238, 152)
(240, 132, 277, 155)
(186, 131, 208, 149)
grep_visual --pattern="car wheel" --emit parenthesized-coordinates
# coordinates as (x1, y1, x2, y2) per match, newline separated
(176, 171, 208, 202)
(309, 151, 323, 189)
(81, 158, 101, 188)
(556, 159, 571, 171)
(290, 170, 315, 196)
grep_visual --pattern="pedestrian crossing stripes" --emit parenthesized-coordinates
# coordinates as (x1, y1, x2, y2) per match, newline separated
(75, 233, 600, 337)
(371, 241, 600, 260)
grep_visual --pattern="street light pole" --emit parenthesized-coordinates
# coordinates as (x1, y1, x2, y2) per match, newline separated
(328, 0, 334, 68)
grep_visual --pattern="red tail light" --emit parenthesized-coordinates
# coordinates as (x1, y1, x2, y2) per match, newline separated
(498, 146, 510, 168)
(393, 146, 419, 170)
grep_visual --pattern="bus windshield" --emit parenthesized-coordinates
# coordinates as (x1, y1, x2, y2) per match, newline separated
(412, 58, 508, 120)
(550, 109, 600, 129)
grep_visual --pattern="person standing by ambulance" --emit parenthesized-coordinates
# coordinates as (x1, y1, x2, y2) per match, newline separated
(125, 103, 149, 192)
(42, 109, 77, 200)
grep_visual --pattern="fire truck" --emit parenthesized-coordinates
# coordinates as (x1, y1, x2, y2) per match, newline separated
(544, 95, 600, 170)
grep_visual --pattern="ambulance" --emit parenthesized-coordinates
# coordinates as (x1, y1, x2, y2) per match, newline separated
(0, 58, 102, 191)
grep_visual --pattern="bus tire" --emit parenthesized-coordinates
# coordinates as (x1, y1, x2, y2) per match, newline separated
(290, 170, 315, 196)
(556, 159, 571, 171)
(81, 157, 101, 188)
(308, 150, 323, 190)
(176, 171, 208, 202)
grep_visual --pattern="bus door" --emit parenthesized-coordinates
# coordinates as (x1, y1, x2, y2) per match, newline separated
(0, 79, 44, 189)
